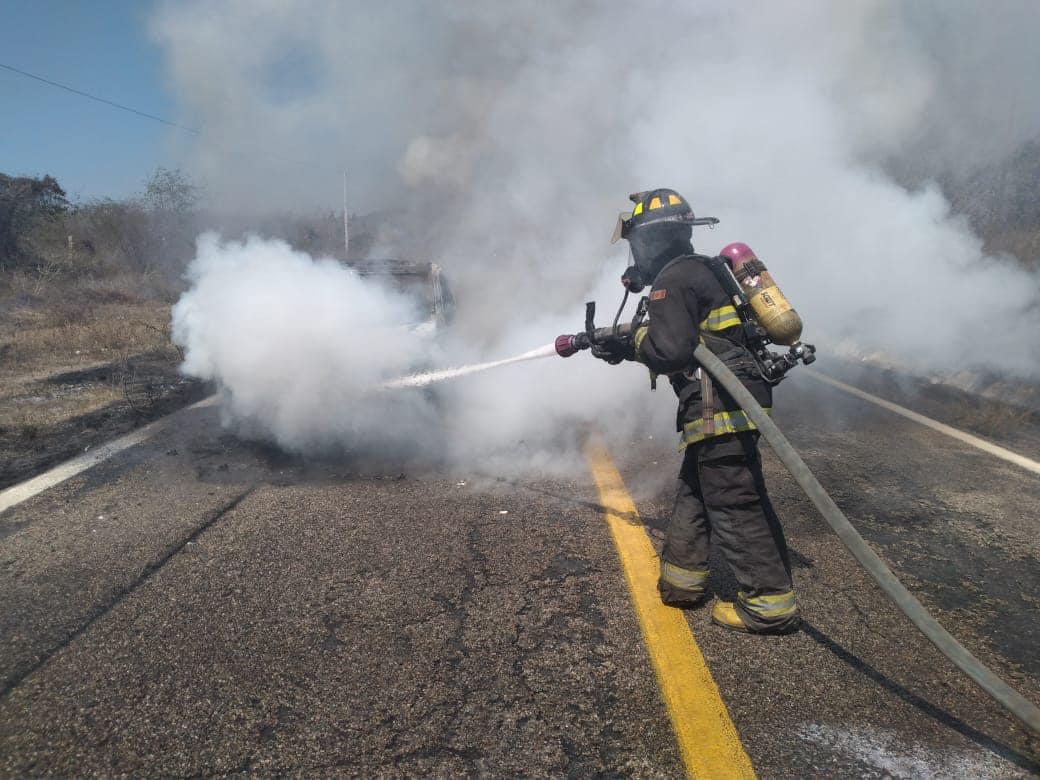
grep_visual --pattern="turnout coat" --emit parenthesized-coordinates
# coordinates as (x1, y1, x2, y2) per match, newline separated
(634, 253, 773, 448)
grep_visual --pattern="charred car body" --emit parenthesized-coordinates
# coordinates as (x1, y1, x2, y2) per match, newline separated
(344, 259, 455, 336)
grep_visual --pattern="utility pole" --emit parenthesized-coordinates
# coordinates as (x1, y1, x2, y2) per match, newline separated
(342, 170, 350, 258)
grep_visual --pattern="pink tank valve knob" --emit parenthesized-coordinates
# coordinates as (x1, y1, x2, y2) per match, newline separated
(718, 241, 757, 272)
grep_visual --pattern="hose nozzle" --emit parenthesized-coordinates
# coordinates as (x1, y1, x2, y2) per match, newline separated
(555, 334, 580, 357)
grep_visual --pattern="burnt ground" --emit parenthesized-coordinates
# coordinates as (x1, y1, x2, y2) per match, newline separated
(0, 351, 208, 490)
(0, 366, 1037, 776)
(0, 293, 207, 490)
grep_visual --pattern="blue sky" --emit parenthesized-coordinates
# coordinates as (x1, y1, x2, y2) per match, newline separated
(0, 1, 179, 201)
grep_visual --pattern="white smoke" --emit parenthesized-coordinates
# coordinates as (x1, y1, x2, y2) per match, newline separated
(171, 231, 668, 466)
(156, 1, 1040, 464)
(171, 233, 440, 454)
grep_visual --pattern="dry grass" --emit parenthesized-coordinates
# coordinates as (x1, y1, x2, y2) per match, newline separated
(0, 275, 182, 444)
(0, 385, 124, 435)
(946, 394, 1038, 437)
(3, 299, 175, 370)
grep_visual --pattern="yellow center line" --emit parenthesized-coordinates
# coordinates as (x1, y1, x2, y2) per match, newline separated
(585, 438, 756, 780)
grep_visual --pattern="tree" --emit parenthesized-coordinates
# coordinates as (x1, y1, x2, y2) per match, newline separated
(142, 167, 198, 214)
(140, 167, 200, 276)
(0, 173, 68, 269)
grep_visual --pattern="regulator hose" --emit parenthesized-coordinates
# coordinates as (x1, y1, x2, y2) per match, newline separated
(693, 343, 1040, 735)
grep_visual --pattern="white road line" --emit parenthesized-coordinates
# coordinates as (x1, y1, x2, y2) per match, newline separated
(0, 396, 217, 516)
(806, 372, 1040, 477)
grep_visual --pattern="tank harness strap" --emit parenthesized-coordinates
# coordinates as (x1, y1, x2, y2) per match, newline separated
(700, 368, 715, 437)
(733, 257, 766, 281)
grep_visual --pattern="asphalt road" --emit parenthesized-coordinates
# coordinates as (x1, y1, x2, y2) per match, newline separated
(1, 365, 1038, 777)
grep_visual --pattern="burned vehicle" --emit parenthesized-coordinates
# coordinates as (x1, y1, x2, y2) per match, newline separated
(344, 259, 455, 336)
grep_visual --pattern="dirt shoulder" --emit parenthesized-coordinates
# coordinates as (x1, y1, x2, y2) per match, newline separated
(0, 286, 206, 490)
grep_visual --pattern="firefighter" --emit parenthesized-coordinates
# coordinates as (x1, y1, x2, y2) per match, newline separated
(592, 188, 800, 634)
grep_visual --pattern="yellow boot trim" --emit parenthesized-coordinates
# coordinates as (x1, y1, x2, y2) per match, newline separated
(711, 600, 751, 633)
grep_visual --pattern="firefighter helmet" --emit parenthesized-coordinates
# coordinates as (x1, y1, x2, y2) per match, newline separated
(610, 188, 718, 244)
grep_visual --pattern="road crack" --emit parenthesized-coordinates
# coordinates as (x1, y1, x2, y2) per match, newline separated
(0, 486, 256, 701)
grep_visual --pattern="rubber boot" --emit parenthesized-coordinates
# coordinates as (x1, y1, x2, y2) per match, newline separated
(660, 588, 708, 610)
(710, 600, 751, 633)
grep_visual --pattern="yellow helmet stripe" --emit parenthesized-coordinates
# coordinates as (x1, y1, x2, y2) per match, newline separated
(648, 196, 662, 210)
(632, 202, 644, 216)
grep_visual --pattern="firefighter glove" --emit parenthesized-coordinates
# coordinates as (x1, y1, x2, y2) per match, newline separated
(591, 334, 635, 365)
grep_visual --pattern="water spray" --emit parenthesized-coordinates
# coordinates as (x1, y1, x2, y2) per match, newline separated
(385, 342, 558, 389)
(385, 296, 645, 390)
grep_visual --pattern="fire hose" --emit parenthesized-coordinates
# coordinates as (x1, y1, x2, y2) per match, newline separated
(692, 342, 1040, 735)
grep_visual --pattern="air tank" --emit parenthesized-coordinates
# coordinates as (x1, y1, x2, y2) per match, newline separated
(718, 242, 802, 346)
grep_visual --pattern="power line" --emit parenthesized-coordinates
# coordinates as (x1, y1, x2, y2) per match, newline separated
(0, 61, 198, 134)
(1, 60, 339, 203)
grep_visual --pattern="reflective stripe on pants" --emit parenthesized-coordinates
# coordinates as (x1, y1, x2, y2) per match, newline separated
(739, 589, 798, 619)
(680, 408, 770, 449)
(660, 561, 709, 591)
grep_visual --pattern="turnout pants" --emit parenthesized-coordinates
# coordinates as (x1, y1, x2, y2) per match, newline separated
(658, 431, 800, 632)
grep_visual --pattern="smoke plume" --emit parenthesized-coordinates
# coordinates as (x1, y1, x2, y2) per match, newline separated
(157, 1, 1040, 464)
(171, 234, 441, 454)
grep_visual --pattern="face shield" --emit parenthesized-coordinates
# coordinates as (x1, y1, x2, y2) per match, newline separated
(610, 212, 631, 244)
(610, 212, 720, 244)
